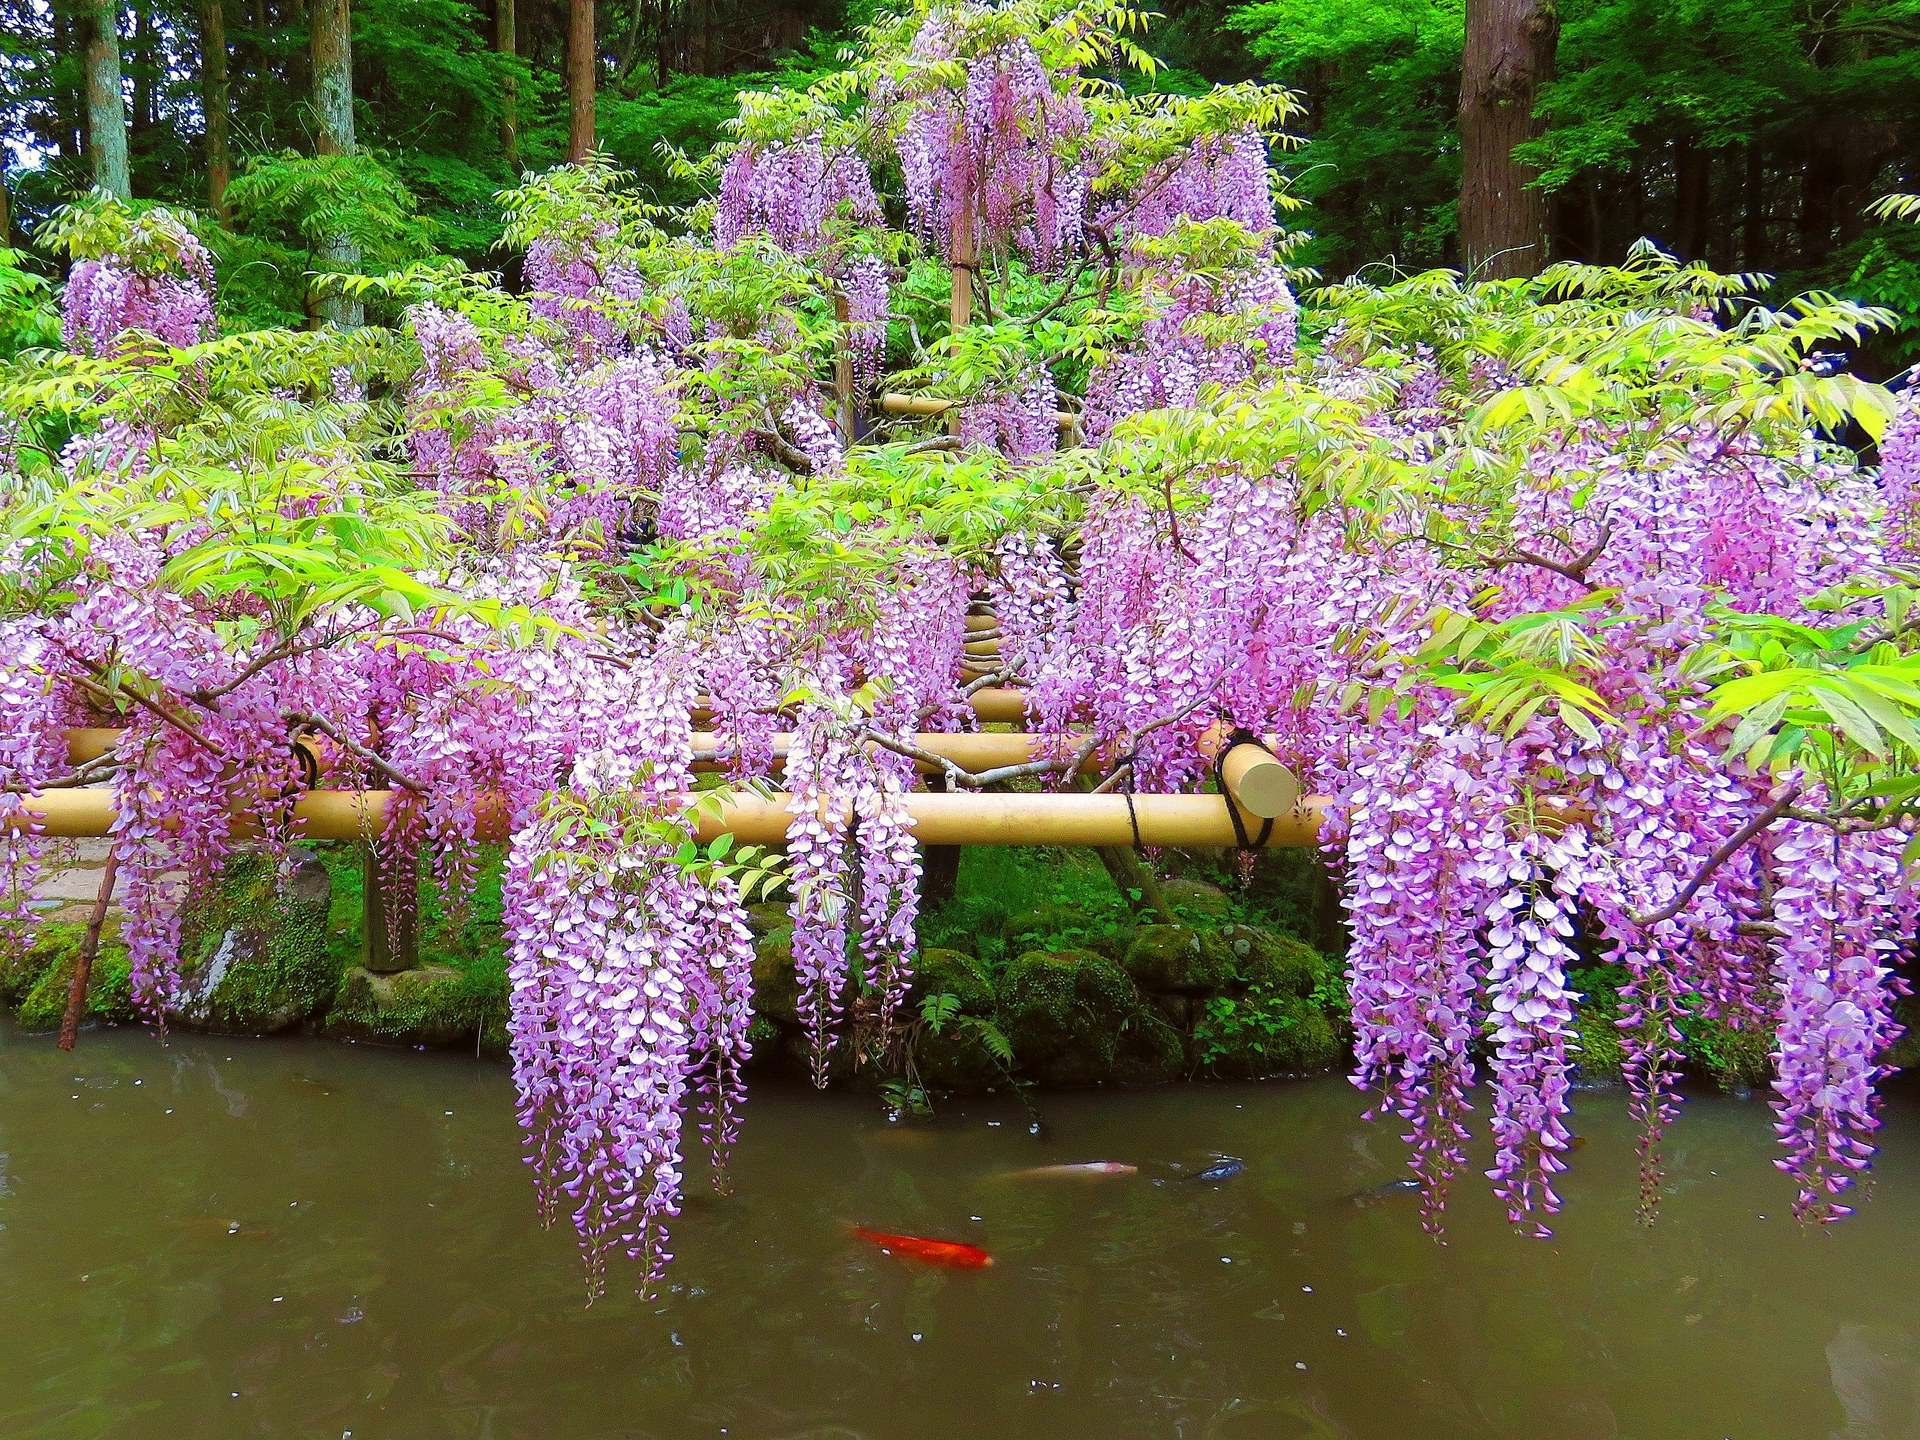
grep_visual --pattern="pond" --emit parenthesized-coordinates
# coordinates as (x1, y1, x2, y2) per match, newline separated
(1, 1025, 1917, 1439)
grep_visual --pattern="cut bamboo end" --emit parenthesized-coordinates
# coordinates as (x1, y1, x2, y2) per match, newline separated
(1198, 725, 1300, 820)
(9, 787, 1329, 849)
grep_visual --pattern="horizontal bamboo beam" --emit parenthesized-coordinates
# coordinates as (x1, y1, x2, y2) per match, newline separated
(880, 393, 1079, 429)
(11, 787, 1329, 848)
(65, 726, 1058, 774)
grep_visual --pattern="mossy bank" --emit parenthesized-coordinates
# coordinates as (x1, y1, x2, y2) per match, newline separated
(7, 842, 1895, 1101)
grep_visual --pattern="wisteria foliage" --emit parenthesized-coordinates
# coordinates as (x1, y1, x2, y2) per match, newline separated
(4, 0, 1920, 1298)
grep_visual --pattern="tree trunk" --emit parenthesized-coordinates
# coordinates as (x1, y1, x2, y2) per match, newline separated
(568, 0, 595, 162)
(496, 0, 520, 172)
(1458, 0, 1557, 279)
(82, 0, 131, 199)
(1742, 141, 1765, 271)
(58, 855, 119, 1052)
(202, 0, 232, 222)
(310, 0, 363, 326)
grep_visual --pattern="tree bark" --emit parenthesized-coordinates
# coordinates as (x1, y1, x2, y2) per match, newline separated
(310, 0, 363, 326)
(1458, 0, 1557, 279)
(202, 0, 232, 222)
(1742, 141, 1765, 270)
(82, 0, 131, 199)
(568, 0, 595, 162)
(496, 0, 520, 172)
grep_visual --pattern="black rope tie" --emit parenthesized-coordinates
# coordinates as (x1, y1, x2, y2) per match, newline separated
(1213, 727, 1276, 852)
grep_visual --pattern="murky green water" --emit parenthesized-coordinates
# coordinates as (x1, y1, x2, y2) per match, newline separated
(2, 1026, 1918, 1439)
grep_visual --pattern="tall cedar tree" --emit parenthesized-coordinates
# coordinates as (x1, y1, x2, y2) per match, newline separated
(311, 0, 363, 326)
(82, 0, 131, 199)
(1459, 0, 1557, 278)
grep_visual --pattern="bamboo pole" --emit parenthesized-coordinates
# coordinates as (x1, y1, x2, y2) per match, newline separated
(67, 728, 1055, 774)
(10, 787, 1331, 849)
(63, 714, 1303, 819)
(1197, 725, 1300, 820)
(880, 393, 1078, 429)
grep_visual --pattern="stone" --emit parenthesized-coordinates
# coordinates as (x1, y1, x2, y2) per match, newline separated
(10, 920, 138, 1030)
(996, 949, 1185, 1088)
(1219, 925, 1325, 998)
(171, 847, 340, 1034)
(1123, 925, 1237, 995)
(750, 934, 803, 1026)
(1161, 877, 1233, 918)
(323, 964, 499, 1047)
(1197, 993, 1342, 1079)
(746, 902, 791, 940)
(906, 948, 994, 1017)
(1001, 903, 1093, 953)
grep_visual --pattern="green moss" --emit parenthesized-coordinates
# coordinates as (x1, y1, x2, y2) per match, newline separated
(908, 948, 995, 1016)
(1194, 985, 1342, 1078)
(921, 847, 1136, 967)
(12, 921, 137, 1030)
(325, 963, 508, 1048)
(1124, 925, 1237, 994)
(176, 850, 340, 1032)
(1684, 1013, 1774, 1092)
(996, 948, 1185, 1087)
(1220, 926, 1327, 998)
(1569, 965, 1628, 1082)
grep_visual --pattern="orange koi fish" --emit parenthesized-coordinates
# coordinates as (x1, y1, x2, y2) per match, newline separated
(1004, 1162, 1138, 1179)
(849, 1224, 994, 1269)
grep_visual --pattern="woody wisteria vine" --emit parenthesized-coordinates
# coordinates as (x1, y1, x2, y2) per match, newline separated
(5, 0, 1920, 1297)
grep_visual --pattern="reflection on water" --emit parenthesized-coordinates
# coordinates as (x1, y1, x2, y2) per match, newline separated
(1, 1024, 1917, 1440)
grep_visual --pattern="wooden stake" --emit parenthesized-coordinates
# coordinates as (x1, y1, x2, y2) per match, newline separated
(362, 842, 419, 974)
(949, 197, 973, 438)
(58, 853, 119, 1052)
(832, 290, 856, 445)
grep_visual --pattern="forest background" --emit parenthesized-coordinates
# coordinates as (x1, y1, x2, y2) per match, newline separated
(0, 0, 1917, 367)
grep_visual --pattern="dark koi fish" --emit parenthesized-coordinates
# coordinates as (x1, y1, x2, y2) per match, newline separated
(1182, 1157, 1246, 1183)
(850, 1224, 994, 1269)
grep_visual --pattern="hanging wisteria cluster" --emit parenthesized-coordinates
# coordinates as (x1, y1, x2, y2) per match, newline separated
(6, 0, 1920, 1300)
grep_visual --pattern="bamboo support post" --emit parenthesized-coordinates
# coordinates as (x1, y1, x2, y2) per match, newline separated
(831, 290, 856, 444)
(362, 843, 419, 973)
(949, 201, 973, 437)
(10, 787, 1332, 849)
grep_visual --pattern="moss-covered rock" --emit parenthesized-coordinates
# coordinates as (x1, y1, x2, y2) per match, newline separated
(1219, 924, 1324, 997)
(751, 934, 803, 1026)
(171, 849, 340, 1033)
(1194, 988, 1343, 1078)
(907, 948, 994, 1016)
(1684, 1013, 1773, 1093)
(906, 949, 1006, 1090)
(996, 948, 1185, 1087)
(1885, 999, 1920, 1071)
(324, 963, 507, 1047)
(1162, 877, 1232, 917)
(11, 921, 138, 1030)
(745, 902, 792, 940)
(1124, 925, 1236, 995)
(1001, 903, 1094, 953)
